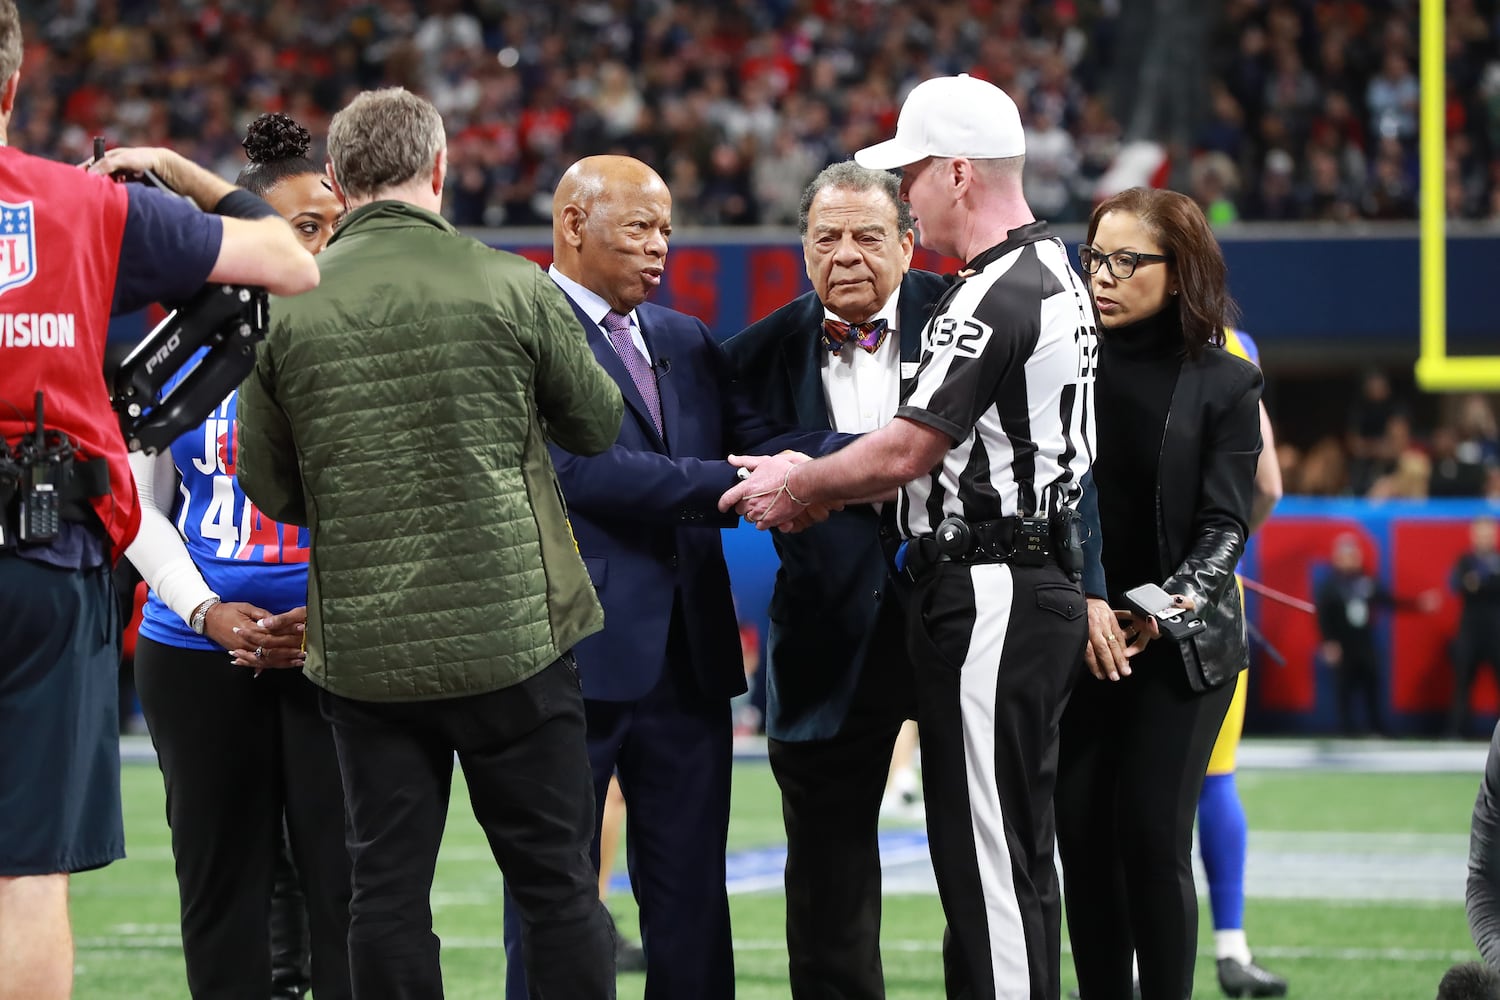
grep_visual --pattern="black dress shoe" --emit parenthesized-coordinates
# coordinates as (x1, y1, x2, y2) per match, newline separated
(1217, 957, 1288, 998)
(615, 936, 647, 973)
(607, 912, 647, 973)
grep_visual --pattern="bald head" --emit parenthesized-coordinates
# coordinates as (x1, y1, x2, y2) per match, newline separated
(553, 156, 668, 221)
(553, 156, 673, 314)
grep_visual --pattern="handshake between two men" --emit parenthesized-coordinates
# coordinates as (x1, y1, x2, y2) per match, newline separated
(717, 443, 1179, 686)
(718, 450, 896, 533)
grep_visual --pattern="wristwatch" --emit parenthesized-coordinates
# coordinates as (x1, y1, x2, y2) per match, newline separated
(189, 596, 221, 635)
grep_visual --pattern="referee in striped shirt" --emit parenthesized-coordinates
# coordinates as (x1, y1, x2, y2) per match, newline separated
(721, 74, 1108, 1000)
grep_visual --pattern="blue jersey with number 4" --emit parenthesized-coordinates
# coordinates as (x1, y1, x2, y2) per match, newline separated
(137, 373, 309, 650)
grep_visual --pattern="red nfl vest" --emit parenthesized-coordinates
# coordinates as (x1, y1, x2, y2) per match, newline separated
(0, 146, 138, 559)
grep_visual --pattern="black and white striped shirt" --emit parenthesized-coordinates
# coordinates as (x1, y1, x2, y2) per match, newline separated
(896, 221, 1097, 538)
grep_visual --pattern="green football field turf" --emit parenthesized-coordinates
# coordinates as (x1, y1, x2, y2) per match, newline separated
(72, 755, 1484, 998)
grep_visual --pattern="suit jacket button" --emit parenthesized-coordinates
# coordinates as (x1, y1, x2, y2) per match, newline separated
(873, 590, 881, 602)
(669, 555, 678, 568)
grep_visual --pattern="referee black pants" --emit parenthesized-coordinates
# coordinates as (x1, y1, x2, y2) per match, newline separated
(908, 561, 1086, 1000)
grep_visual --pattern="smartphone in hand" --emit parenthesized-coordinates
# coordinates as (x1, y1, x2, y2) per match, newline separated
(1124, 583, 1184, 620)
(1123, 583, 1205, 640)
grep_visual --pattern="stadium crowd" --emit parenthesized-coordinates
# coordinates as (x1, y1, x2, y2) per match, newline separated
(18, 0, 1500, 228)
(1281, 381, 1500, 500)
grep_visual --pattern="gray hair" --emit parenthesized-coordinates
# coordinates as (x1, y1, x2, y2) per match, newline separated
(327, 88, 445, 201)
(797, 162, 912, 238)
(0, 0, 20, 84)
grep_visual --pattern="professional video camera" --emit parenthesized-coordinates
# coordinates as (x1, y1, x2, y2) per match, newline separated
(111, 282, 269, 455)
(99, 137, 272, 455)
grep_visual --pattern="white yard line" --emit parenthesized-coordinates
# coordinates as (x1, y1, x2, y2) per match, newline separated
(120, 735, 1496, 772)
(76, 935, 1478, 964)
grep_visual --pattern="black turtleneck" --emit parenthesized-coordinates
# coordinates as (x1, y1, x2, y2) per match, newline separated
(1094, 305, 1185, 604)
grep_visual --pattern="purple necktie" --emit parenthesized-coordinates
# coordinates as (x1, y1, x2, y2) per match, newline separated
(602, 310, 662, 434)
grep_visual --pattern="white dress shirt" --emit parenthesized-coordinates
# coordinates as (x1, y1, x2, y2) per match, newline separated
(820, 291, 900, 434)
(549, 264, 652, 364)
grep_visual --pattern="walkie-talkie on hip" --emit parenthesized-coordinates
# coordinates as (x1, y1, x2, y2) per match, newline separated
(17, 391, 69, 543)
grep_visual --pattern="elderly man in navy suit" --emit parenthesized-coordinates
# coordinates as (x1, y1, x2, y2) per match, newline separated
(722, 162, 947, 999)
(502, 154, 841, 1000)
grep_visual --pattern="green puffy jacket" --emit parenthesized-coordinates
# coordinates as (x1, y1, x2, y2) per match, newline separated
(237, 201, 622, 701)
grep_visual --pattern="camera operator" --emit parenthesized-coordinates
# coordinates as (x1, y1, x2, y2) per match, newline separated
(0, 2, 319, 995)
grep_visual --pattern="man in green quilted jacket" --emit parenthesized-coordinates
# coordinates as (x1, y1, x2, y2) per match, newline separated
(237, 87, 624, 1000)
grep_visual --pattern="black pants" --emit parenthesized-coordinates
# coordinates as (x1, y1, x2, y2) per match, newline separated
(909, 561, 1086, 1000)
(1449, 615, 1500, 736)
(134, 637, 351, 1000)
(271, 822, 313, 998)
(1334, 648, 1386, 736)
(1055, 648, 1237, 1000)
(322, 658, 614, 1000)
(503, 607, 733, 1000)
(768, 592, 914, 1000)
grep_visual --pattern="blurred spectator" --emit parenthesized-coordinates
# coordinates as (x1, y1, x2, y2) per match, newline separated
(1197, 83, 1247, 163)
(1190, 151, 1241, 225)
(1320, 536, 1386, 740)
(1432, 427, 1491, 498)
(1366, 51, 1419, 144)
(1297, 436, 1350, 496)
(1315, 534, 1393, 738)
(1302, 147, 1360, 222)
(1023, 107, 1080, 222)
(1244, 148, 1299, 220)
(1366, 445, 1431, 500)
(1447, 517, 1500, 739)
(1459, 395, 1500, 468)
(1275, 441, 1305, 493)
(1347, 370, 1406, 495)
(1316, 533, 1442, 736)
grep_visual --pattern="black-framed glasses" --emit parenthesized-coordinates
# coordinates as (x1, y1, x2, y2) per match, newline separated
(1077, 245, 1171, 280)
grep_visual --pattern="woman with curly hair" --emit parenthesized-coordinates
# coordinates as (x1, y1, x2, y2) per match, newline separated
(125, 113, 350, 1000)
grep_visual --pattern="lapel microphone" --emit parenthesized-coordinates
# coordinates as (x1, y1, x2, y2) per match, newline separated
(653, 356, 671, 377)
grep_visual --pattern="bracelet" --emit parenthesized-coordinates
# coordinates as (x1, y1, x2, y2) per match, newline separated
(189, 596, 221, 635)
(782, 467, 809, 507)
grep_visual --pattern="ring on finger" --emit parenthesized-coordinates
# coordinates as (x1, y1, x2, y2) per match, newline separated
(255, 646, 265, 658)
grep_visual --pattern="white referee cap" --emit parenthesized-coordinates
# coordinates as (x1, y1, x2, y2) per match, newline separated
(855, 74, 1026, 170)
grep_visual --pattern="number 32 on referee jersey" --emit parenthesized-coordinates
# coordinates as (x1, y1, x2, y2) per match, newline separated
(929, 316, 991, 357)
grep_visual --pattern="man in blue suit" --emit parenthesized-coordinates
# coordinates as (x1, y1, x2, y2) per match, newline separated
(503, 155, 841, 1000)
(722, 162, 947, 999)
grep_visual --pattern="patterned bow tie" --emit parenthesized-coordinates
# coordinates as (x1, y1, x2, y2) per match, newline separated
(822, 317, 889, 354)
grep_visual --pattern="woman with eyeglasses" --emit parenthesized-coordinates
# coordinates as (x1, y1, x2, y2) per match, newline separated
(1054, 186, 1263, 1000)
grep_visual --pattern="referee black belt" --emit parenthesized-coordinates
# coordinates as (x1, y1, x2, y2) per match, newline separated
(902, 515, 1054, 581)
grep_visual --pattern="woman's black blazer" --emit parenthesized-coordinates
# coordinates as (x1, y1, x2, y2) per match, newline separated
(1153, 345, 1263, 691)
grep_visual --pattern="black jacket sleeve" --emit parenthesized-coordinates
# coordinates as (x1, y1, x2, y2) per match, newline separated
(1164, 366, 1262, 611)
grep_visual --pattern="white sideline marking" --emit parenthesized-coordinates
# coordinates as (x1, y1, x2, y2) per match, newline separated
(76, 935, 1477, 964)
